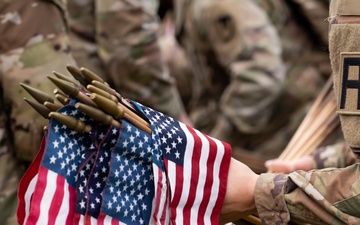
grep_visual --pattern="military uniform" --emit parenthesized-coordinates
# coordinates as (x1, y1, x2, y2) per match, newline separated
(0, 0, 77, 224)
(168, 0, 345, 162)
(67, 0, 187, 121)
(172, 0, 286, 158)
(254, 0, 360, 224)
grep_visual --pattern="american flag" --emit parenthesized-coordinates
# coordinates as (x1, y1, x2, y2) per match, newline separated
(17, 100, 232, 225)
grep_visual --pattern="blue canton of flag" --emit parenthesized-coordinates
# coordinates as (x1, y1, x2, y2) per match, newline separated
(75, 124, 119, 220)
(102, 120, 155, 225)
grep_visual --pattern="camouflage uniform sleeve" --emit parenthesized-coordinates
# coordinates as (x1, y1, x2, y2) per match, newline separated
(94, 0, 186, 120)
(0, 1, 76, 224)
(312, 142, 358, 169)
(255, 164, 360, 224)
(206, 0, 285, 137)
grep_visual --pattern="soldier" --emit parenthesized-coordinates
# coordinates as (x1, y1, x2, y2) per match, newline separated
(163, 0, 345, 167)
(219, 0, 360, 223)
(171, 0, 286, 162)
(0, 1, 77, 224)
(66, 0, 191, 125)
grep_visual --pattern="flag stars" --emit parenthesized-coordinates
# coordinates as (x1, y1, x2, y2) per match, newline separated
(49, 155, 56, 164)
(102, 166, 107, 173)
(127, 125, 132, 132)
(131, 214, 136, 221)
(135, 129, 140, 137)
(70, 152, 76, 160)
(175, 151, 180, 159)
(53, 140, 59, 148)
(78, 185, 84, 193)
(98, 133, 105, 140)
(124, 209, 129, 217)
(137, 193, 144, 200)
(79, 200, 85, 209)
(165, 146, 171, 154)
(71, 163, 77, 171)
(54, 125, 60, 133)
(123, 140, 129, 148)
(177, 136, 182, 144)
(57, 151, 63, 158)
(70, 110, 78, 116)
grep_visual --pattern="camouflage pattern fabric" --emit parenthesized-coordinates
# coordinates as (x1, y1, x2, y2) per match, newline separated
(170, 0, 344, 160)
(172, 0, 287, 158)
(0, 0, 76, 224)
(249, 0, 340, 158)
(67, 0, 186, 120)
(255, 0, 360, 224)
(312, 142, 358, 169)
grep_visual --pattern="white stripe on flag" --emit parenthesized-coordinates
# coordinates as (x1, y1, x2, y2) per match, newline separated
(37, 170, 58, 224)
(54, 181, 70, 225)
(24, 174, 38, 224)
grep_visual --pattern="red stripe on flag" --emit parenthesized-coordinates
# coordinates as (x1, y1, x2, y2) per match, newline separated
(66, 184, 76, 225)
(25, 165, 49, 224)
(197, 135, 217, 225)
(183, 127, 202, 225)
(17, 136, 46, 224)
(48, 175, 65, 225)
(211, 141, 231, 224)
(167, 160, 183, 223)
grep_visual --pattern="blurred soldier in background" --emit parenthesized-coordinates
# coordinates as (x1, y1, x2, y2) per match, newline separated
(0, 1, 76, 224)
(67, 0, 191, 124)
(159, 0, 345, 168)
(170, 0, 286, 164)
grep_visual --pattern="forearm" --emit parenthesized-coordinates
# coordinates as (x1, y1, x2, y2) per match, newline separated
(256, 163, 360, 224)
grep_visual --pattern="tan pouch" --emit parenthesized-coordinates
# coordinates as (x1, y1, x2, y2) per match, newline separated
(329, 0, 360, 154)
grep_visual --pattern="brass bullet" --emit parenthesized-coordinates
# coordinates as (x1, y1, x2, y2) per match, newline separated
(90, 93, 124, 119)
(20, 83, 55, 104)
(87, 84, 118, 104)
(47, 75, 97, 107)
(55, 94, 70, 105)
(49, 112, 92, 133)
(75, 102, 121, 128)
(66, 64, 90, 87)
(53, 71, 80, 87)
(44, 101, 62, 111)
(80, 67, 106, 84)
(24, 97, 51, 119)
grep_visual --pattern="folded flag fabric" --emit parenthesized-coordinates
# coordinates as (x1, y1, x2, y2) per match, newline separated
(17, 99, 232, 225)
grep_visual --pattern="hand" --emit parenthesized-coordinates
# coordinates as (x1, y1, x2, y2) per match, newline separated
(265, 155, 314, 173)
(219, 158, 259, 224)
